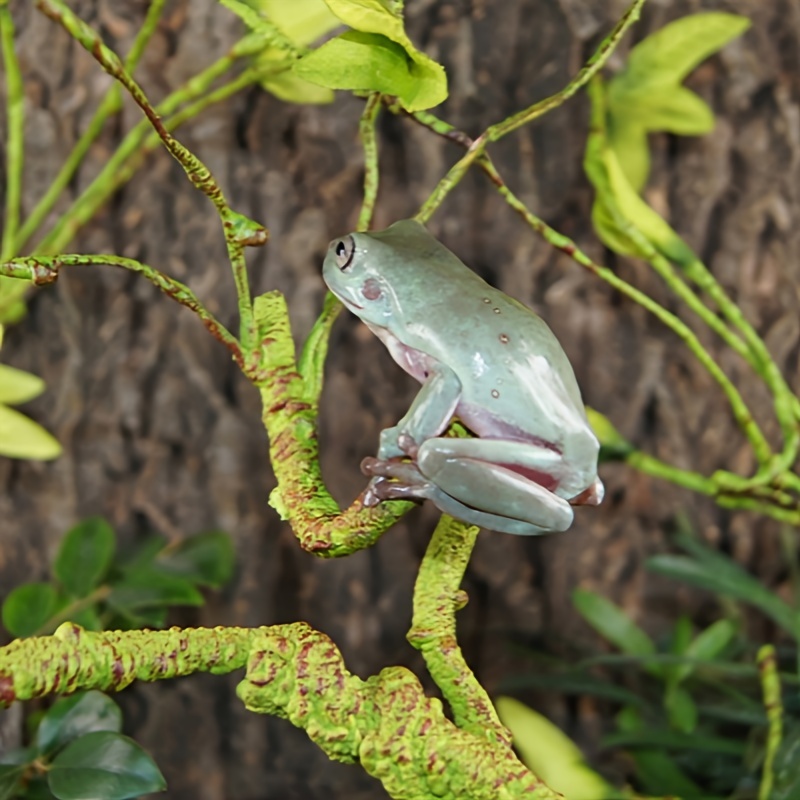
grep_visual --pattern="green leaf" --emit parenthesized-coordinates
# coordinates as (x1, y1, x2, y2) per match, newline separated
(675, 619, 736, 683)
(495, 697, 621, 800)
(48, 732, 166, 800)
(0, 763, 26, 800)
(54, 518, 116, 598)
(253, 0, 340, 45)
(2, 582, 57, 637)
(585, 80, 698, 266)
(501, 672, 648, 709)
(647, 553, 798, 637)
(607, 117, 650, 192)
(0, 364, 45, 404)
(260, 70, 335, 104)
(157, 531, 235, 588)
(620, 13, 751, 89)
(584, 407, 634, 460)
(623, 86, 715, 135)
(295, 0, 447, 111)
(0, 404, 61, 460)
(107, 570, 204, 613)
(37, 692, 123, 756)
(602, 728, 745, 756)
(664, 685, 697, 733)
(628, 749, 706, 798)
(573, 588, 658, 672)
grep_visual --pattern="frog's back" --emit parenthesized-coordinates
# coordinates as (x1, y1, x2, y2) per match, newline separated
(373, 221, 588, 439)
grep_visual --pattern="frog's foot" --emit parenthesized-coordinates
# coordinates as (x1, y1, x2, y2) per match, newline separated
(360, 456, 554, 535)
(360, 457, 427, 507)
(569, 477, 604, 506)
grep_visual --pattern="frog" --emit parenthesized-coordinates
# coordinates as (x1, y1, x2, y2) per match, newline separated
(322, 219, 603, 536)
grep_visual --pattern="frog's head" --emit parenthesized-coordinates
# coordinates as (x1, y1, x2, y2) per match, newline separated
(322, 228, 399, 328)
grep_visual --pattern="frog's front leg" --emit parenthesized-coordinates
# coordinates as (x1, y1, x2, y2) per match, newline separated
(376, 363, 462, 460)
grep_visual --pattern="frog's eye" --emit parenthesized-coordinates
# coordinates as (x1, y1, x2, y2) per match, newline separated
(334, 236, 356, 271)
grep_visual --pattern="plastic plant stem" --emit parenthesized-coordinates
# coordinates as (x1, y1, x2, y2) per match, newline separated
(35, 47, 267, 259)
(0, 624, 258, 706)
(357, 93, 382, 233)
(586, 78, 798, 485)
(255, 291, 414, 556)
(0, 1, 23, 262)
(100, 66, 272, 213)
(239, 623, 562, 800)
(414, 0, 646, 224)
(36, 0, 267, 359)
(14, 0, 169, 254)
(409, 516, 512, 749)
(298, 92, 382, 395)
(486, 0, 646, 142)
(757, 645, 782, 800)
(0, 254, 245, 368)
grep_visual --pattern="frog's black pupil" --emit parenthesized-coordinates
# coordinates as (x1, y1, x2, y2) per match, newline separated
(336, 241, 346, 257)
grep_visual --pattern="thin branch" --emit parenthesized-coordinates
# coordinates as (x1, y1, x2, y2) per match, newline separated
(0, 254, 244, 368)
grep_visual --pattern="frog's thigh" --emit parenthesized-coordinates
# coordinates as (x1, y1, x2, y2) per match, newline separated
(416, 440, 574, 532)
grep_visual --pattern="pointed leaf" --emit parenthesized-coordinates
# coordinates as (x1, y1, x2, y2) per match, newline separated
(293, 30, 443, 111)
(629, 749, 706, 798)
(585, 407, 634, 460)
(625, 87, 715, 135)
(157, 531, 235, 588)
(296, 0, 447, 110)
(48, 732, 166, 800)
(254, 0, 339, 45)
(54, 517, 116, 598)
(664, 685, 697, 733)
(573, 588, 658, 669)
(261, 70, 335, 104)
(0, 364, 45, 405)
(37, 692, 123, 756)
(2, 582, 58, 637)
(607, 116, 650, 191)
(674, 619, 736, 683)
(107, 570, 204, 612)
(647, 554, 798, 637)
(0, 404, 61, 460)
(495, 697, 620, 800)
(621, 13, 751, 88)
(0, 764, 26, 800)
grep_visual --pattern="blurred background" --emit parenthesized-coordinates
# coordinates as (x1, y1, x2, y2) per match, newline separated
(1, 0, 797, 797)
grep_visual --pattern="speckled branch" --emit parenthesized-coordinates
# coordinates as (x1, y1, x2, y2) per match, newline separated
(254, 291, 415, 556)
(239, 622, 562, 800)
(409, 516, 512, 749)
(0, 624, 255, 707)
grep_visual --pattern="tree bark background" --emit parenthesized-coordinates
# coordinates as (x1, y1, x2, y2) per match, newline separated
(1, 0, 799, 797)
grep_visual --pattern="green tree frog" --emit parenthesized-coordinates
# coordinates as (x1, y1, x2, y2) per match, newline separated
(322, 219, 603, 535)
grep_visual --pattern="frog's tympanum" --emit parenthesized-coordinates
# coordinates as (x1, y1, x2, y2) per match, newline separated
(323, 219, 603, 535)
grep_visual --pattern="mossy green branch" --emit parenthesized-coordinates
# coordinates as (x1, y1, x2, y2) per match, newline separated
(0, 623, 255, 706)
(254, 291, 414, 556)
(409, 516, 512, 749)
(757, 645, 782, 800)
(239, 622, 562, 800)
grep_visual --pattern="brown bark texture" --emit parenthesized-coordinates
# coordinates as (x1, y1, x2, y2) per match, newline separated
(1, 0, 798, 797)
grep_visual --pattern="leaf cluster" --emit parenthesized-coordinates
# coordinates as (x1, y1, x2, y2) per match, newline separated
(0, 692, 164, 800)
(2, 518, 234, 637)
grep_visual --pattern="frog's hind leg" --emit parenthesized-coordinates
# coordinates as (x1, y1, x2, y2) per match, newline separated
(361, 456, 566, 536)
(415, 438, 577, 532)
